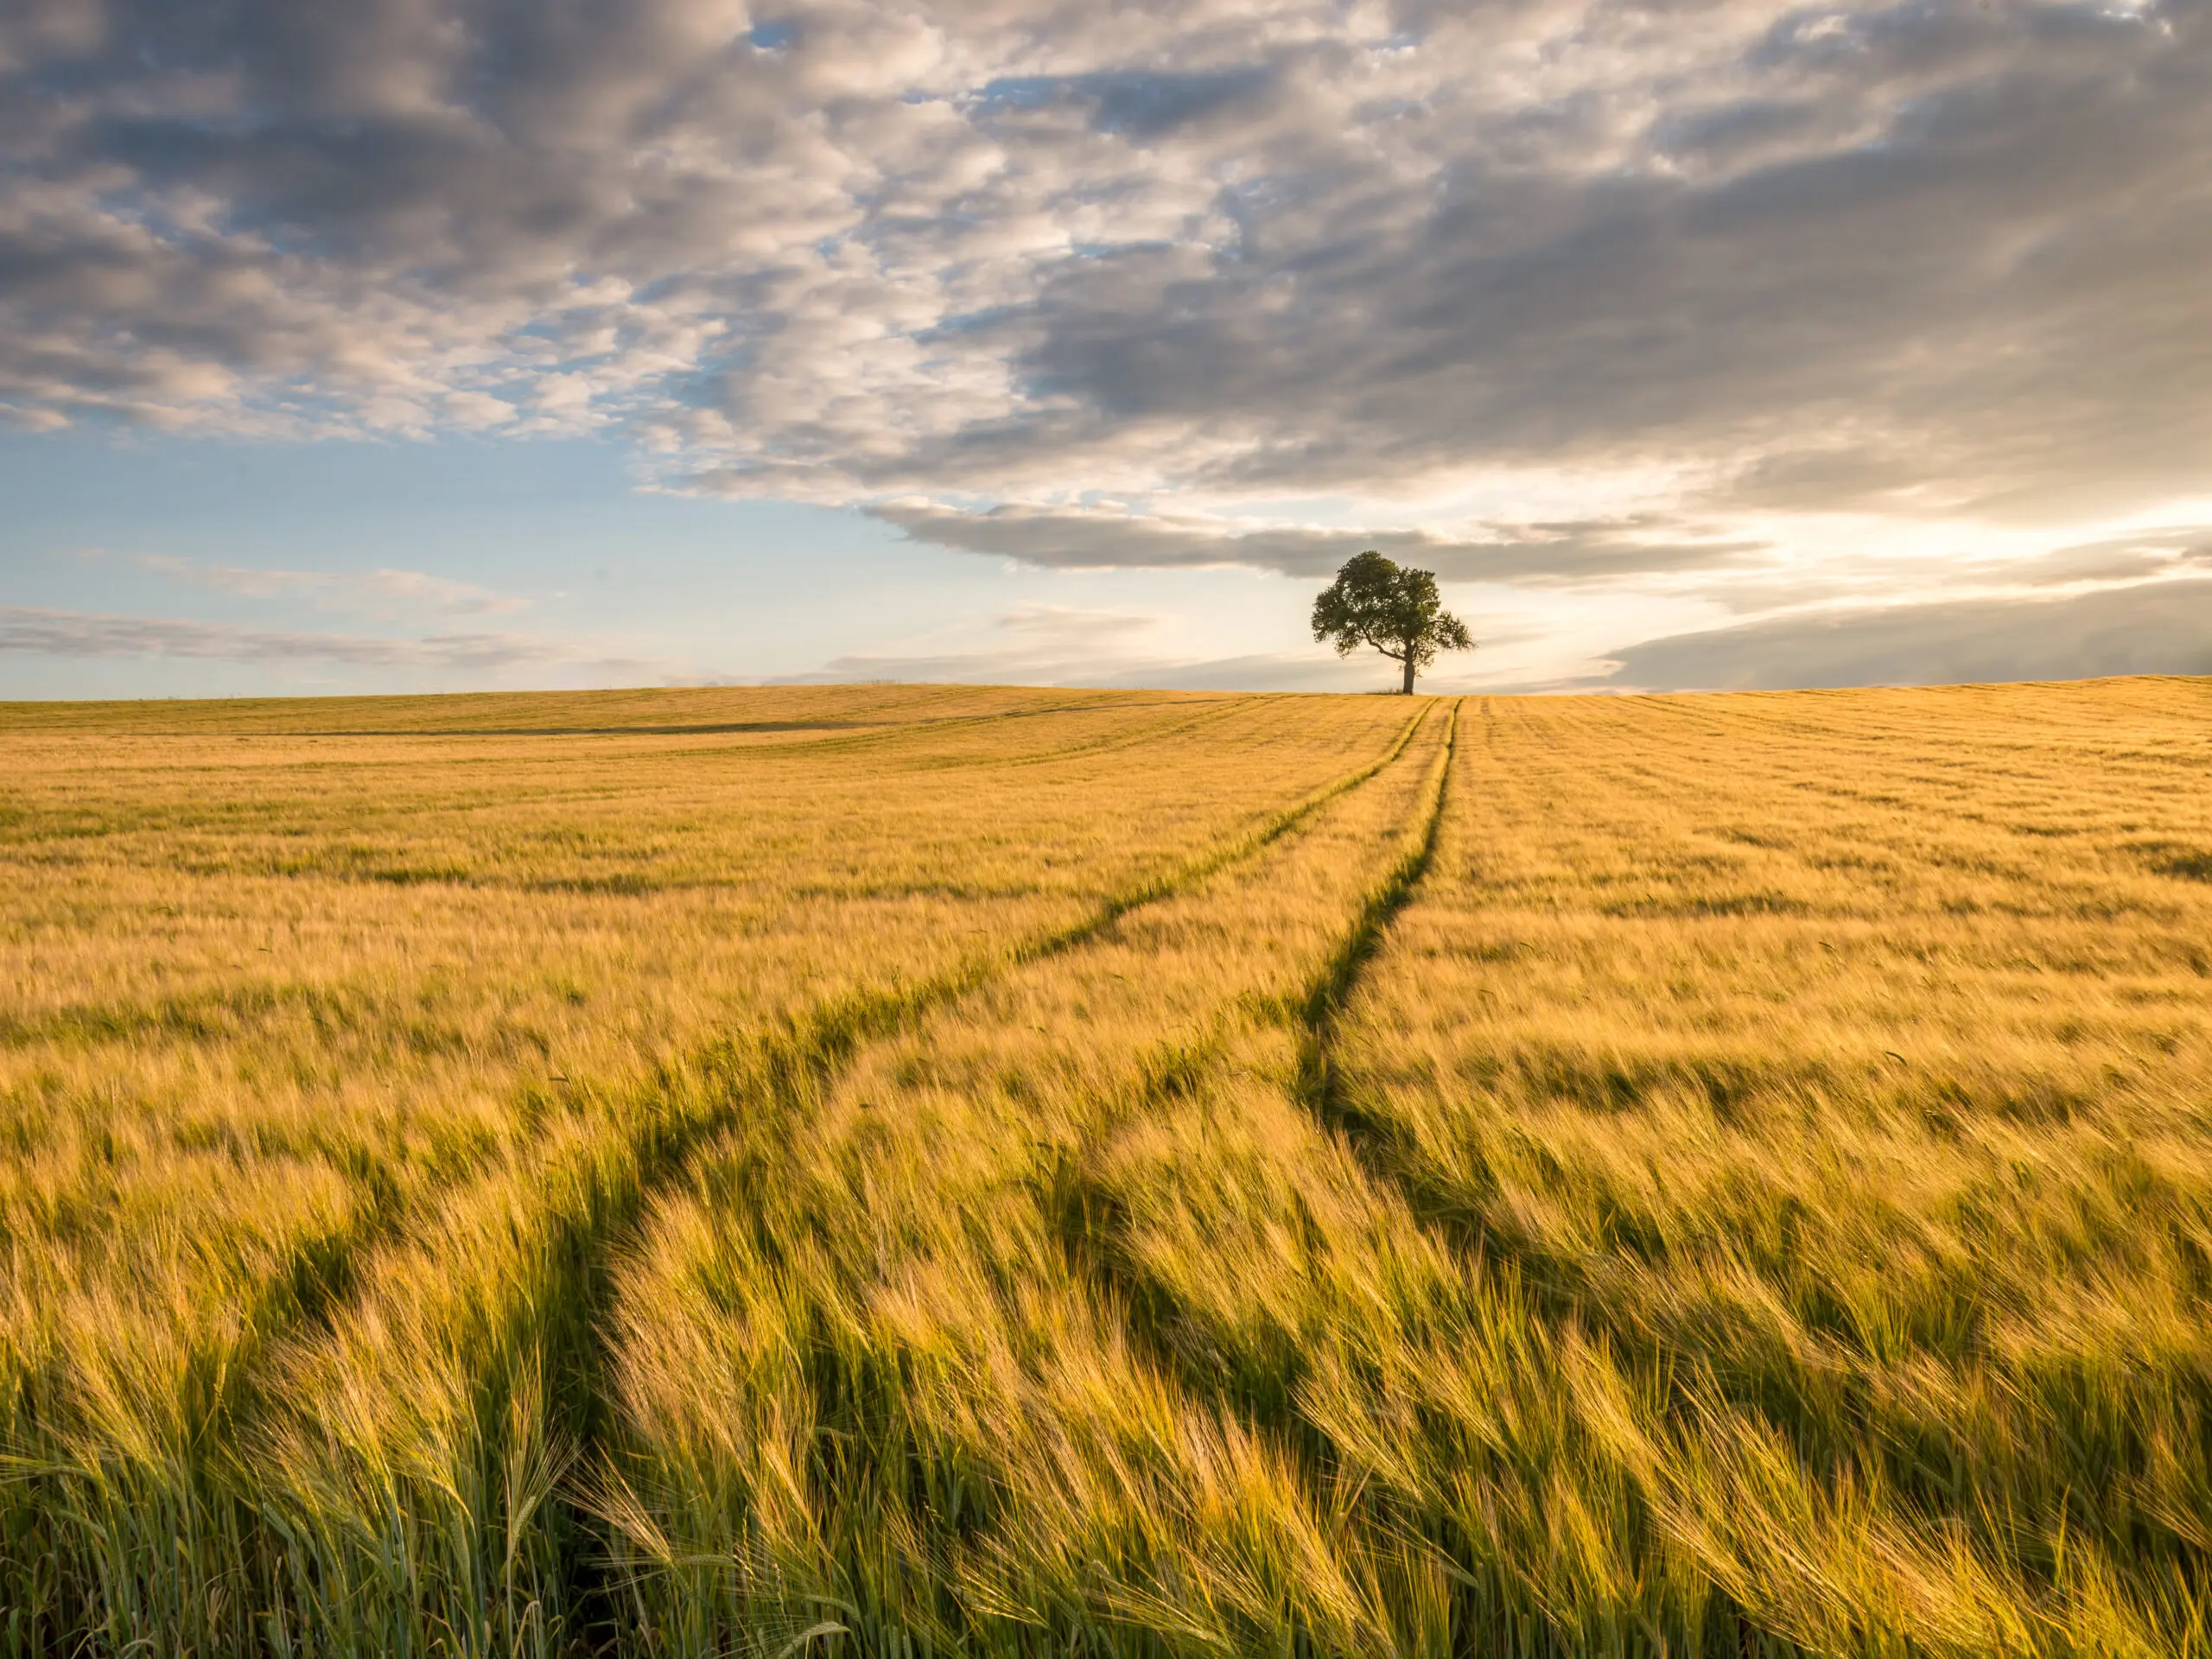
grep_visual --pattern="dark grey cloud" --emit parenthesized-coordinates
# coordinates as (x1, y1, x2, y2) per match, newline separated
(869, 500, 1763, 582)
(1604, 576, 2212, 692)
(946, 1, 2212, 516)
(0, 0, 2202, 531)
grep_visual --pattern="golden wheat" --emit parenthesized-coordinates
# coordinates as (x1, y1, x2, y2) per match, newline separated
(2, 677, 2208, 1657)
(0, 685, 1412, 1653)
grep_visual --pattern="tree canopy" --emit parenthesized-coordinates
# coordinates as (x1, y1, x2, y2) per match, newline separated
(1311, 551, 1474, 693)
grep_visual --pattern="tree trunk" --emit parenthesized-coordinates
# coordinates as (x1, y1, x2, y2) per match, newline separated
(1401, 653, 1417, 695)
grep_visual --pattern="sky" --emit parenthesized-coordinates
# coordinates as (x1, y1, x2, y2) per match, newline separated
(2, 0, 2209, 699)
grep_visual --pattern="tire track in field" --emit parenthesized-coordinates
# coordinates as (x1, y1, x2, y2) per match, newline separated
(581, 688, 1258, 772)
(161, 703, 1434, 1657)
(659, 696, 1430, 1172)
(349, 696, 1427, 1323)
(649, 702, 1458, 1642)
(930, 689, 1274, 773)
(300, 688, 1255, 769)
(1278, 702, 1825, 1659)
(1037, 698, 1461, 1433)
(395, 701, 1425, 1325)
(540, 699, 1441, 1644)
(1034, 702, 1802, 1656)
(3, 706, 1427, 1656)
(1295, 697, 1460, 1110)
(1032, 700, 1767, 1656)
(582, 700, 1456, 1654)
(1285, 694, 1566, 1264)
(1039, 702, 1457, 1363)
(726, 687, 1236, 767)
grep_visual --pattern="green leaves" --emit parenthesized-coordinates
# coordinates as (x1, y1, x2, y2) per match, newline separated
(1312, 552, 1474, 689)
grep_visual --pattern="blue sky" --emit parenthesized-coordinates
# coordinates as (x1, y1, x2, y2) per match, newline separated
(0, 429, 1363, 698)
(3, 1, 2209, 699)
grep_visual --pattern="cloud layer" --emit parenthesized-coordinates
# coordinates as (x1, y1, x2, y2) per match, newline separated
(118, 553, 524, 615)
(5, 0, 2209, 690)
(0, 606, 675, 679)
(5, 3, 2205, 518)
(869, 501, 1763, 583)
(1605, 576, 2212, 691)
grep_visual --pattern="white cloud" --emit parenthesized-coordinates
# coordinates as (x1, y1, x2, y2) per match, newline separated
(2, 1, 2202, 523)
(0, 606, 679, 677)
(124, 553, 527, 615)
(3, 0, 2209, 686)
(993, 603, 1160, 644)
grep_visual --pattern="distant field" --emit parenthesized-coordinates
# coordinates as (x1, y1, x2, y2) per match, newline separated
(3, 678, 2209, 1657)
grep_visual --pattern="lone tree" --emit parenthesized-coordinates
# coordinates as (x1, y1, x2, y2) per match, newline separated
(1312, 550, 1473, 694)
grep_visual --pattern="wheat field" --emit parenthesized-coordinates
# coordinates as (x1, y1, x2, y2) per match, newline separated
(2, 677, 2209, 1656)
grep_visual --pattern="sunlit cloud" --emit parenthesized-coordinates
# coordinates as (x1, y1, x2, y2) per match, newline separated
(1599, 576, 2212, 692)
(3, 0, 2208, 688)
(868, 500, 1767, 584)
